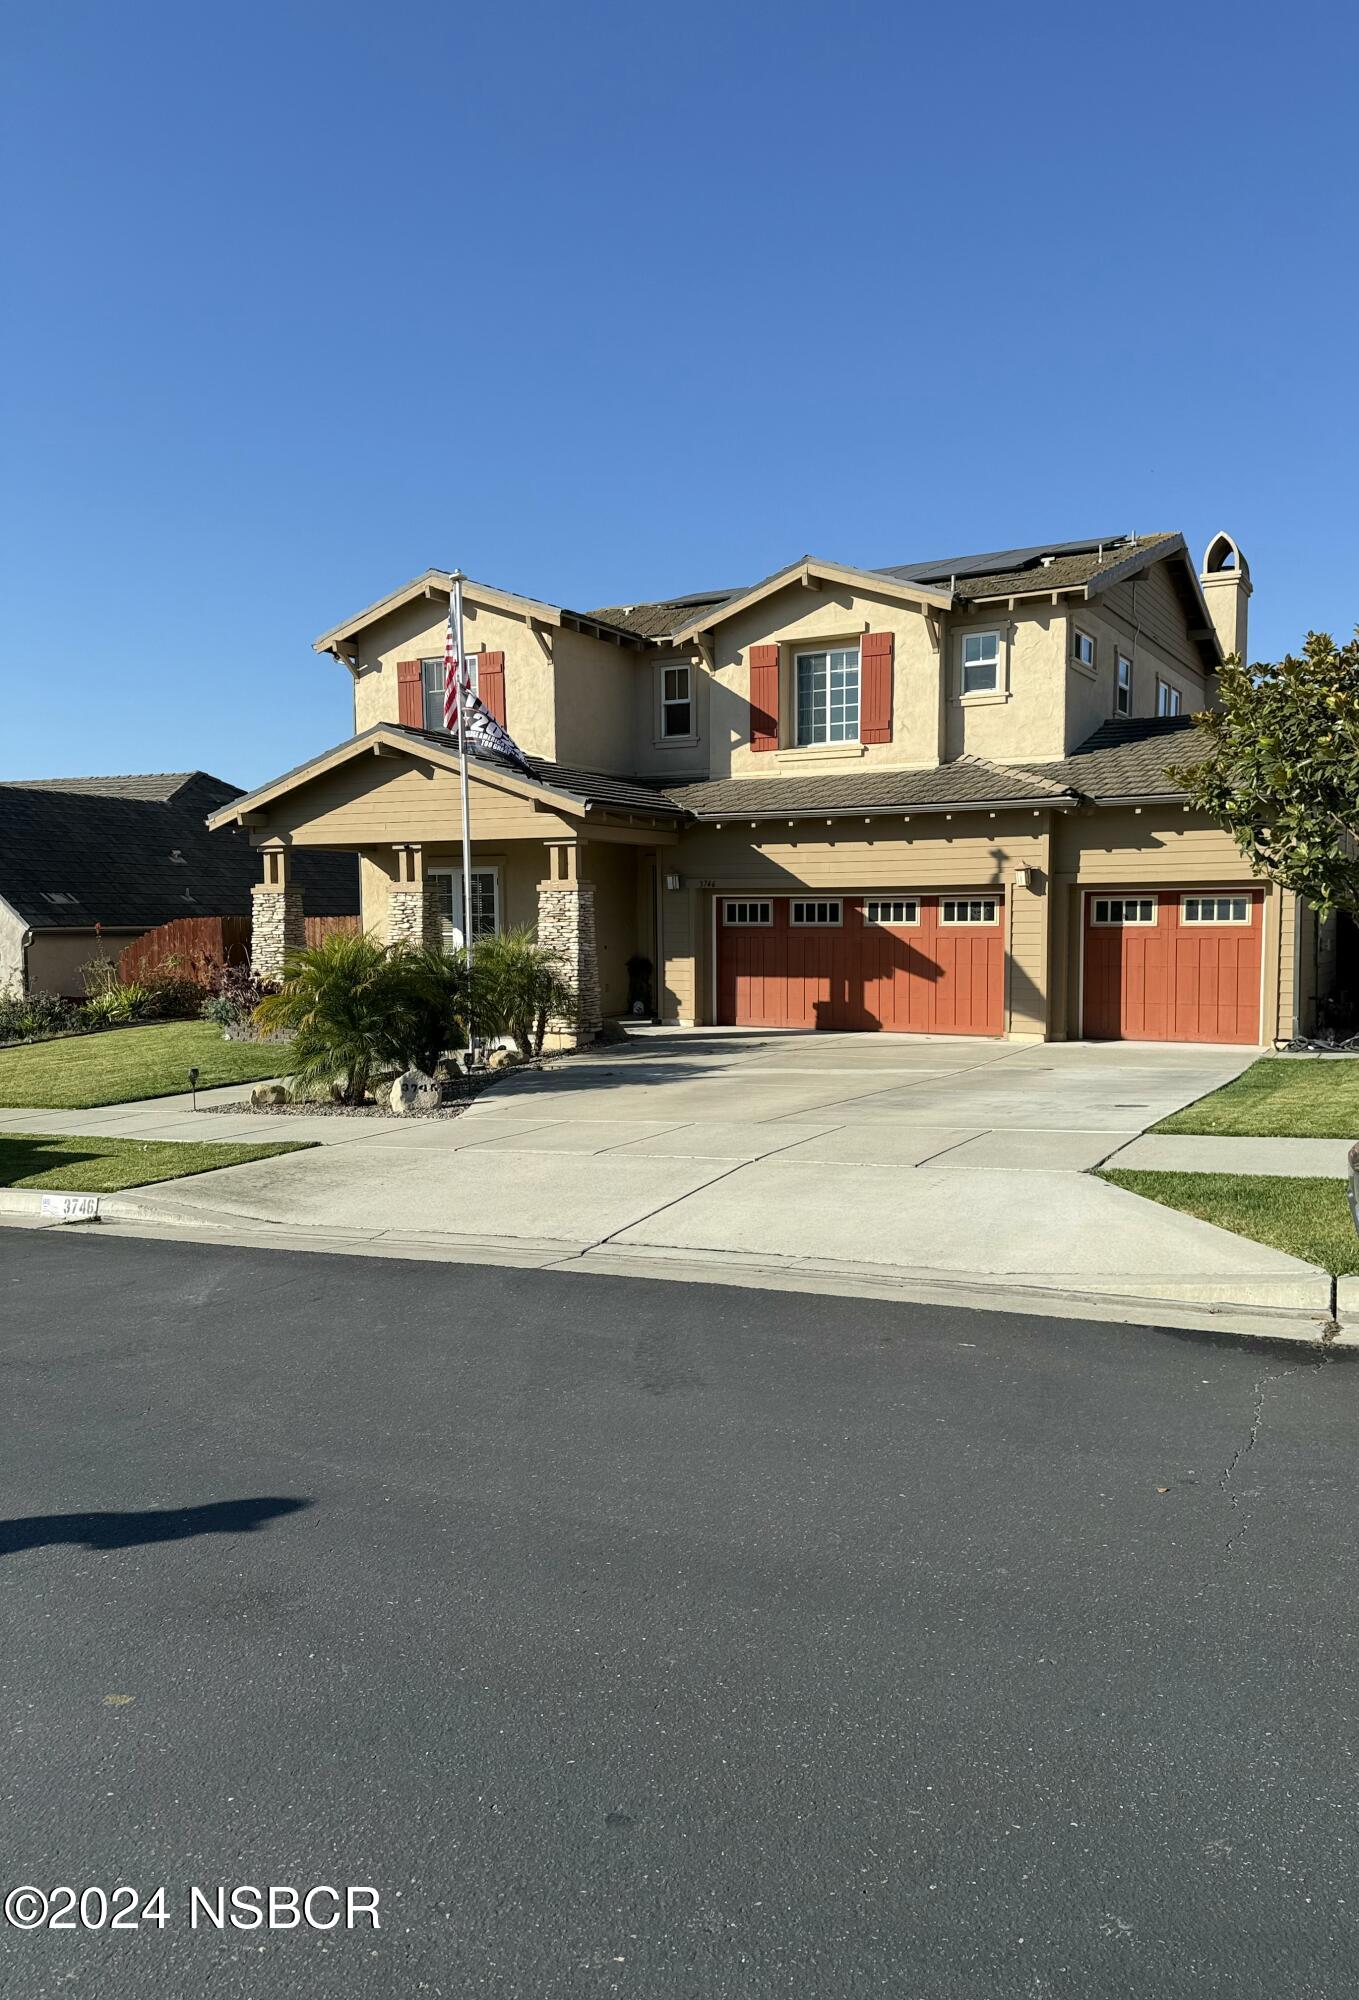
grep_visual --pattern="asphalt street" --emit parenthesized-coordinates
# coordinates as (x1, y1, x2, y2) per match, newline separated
(2, 1229, 1358, 1998)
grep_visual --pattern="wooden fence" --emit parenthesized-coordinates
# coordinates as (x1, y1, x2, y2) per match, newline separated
(305, 914, 361, 947)
(119, 917, 250, 985)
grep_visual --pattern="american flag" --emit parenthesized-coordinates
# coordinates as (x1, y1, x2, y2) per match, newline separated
(443, 587, 469, 737)
(443, 578, 533, 771)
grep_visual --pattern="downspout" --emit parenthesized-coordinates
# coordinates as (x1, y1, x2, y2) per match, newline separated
(21, 928, 33, 999)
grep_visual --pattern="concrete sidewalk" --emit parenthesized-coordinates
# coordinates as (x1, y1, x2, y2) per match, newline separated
(0, 1032, 1343, 1340)
(1106, 1133, 1352, 1177)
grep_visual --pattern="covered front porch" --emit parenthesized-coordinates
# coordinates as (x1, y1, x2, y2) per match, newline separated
(207, 725, 685, 1042)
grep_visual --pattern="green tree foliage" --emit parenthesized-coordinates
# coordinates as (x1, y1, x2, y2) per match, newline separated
(1172, 630, 1359, 919)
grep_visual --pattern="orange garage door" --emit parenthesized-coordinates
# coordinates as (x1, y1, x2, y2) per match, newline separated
(1082, 890, 1263, 1043)
(717, 893, 1005, 1035)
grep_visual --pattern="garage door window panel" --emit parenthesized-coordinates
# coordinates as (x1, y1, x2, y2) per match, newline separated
(1091, 897, 1156, 926)
(1182, 896, 1249, 925)
(723, 900, 772, 926)
(790, 900, 842, 926)
(940, 898, 999, 925)
(864, 899, 920, 927)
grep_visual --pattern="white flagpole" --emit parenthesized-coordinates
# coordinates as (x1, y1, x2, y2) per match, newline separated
(452, 571, 476, 1064)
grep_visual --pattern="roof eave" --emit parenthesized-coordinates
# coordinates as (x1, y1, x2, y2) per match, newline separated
(312, 572, 565, 656)
(690, 793, 1077, 823)
(668, 558, 952, 644)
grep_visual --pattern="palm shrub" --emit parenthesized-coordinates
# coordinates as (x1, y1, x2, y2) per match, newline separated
(471, 927, 575, 1057)
(253, 932, 420, 1105)
(396, 945, 470, 1075)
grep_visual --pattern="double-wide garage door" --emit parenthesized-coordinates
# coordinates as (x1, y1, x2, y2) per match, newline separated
(1082, 889, 1263, 1044)
(717, 892, 1005, 1035)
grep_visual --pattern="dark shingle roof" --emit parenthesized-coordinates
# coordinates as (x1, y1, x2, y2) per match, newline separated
(1020, 716, 1208, 800)
(386, 726, 685, 817)
(0, 772, 359, 930)
(659, 756, 1073, 819)
(583, 535, 1187, 642)
(582, 592, 738, 641)
(884, 535, 1181, 601)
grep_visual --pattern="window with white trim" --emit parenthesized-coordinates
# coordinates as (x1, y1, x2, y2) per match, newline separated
(789, 899, 842, 926)
(1072, 628, 1096, 672)
(1091, 897, 1156, 926)
(723, 900, 772, 926)
(421, 653, 479, 733)
(429, 866, 499, 949)
(864, 898, 920, 927)
(795, 648, 859, 745)
(660, 663, 693, 739)
(1116, 653, 1132, 717)
(940, 898, 999, 925)
(1157, 679, 1182, 717)
(960, 630, 1001, 696)
(1182, 895, 1249, 924)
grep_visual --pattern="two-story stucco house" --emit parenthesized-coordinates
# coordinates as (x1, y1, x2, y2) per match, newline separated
(211, 530, 1319, 1047)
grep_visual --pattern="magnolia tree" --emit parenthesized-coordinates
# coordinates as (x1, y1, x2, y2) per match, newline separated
(1171, 629, 1359, 920)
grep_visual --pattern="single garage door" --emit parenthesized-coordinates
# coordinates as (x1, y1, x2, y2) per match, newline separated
(717, 893, 1005, 1035)
(1082, 889, 1263, 1044)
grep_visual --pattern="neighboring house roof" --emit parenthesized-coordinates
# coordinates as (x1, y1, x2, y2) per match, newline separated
(659, 756, 1076, 821)
(0, 771, 359, 931)
(1019, 716, 1209, 802)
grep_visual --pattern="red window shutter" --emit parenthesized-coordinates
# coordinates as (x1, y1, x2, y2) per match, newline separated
(860, 632, 893, 743)
(478, 651, 507, 727)
(396, 658, 424, 729)
(749, 645, 780, 752)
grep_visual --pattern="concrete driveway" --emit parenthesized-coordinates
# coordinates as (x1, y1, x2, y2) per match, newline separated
(80, 1029, 1337, 1321)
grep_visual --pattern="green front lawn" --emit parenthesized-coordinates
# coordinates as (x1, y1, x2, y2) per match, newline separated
(0, 1021, 293, 1110)
(1100, 1168, 1359, 1276)
(0, 1132, 311, 1194)
(1153, 1055, 1359, 1139)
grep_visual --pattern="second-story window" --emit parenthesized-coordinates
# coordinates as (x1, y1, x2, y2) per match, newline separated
(1157, 679, 1182, 717)
(1116, 653, 1132, 716)
(961, 631, 1001, 695)
(1072, 628, 1097, 672)
(420, 654, 479, 733)
(660, 664, 693, 739)
(795, 646, 859, 745)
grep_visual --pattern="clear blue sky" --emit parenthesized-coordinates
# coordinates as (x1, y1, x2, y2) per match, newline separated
(4, 1, 1355, 787)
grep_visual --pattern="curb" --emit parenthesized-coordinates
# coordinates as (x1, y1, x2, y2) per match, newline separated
(0, 1186, 1348, 1348)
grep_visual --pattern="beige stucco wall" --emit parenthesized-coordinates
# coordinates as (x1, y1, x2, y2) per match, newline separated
(0, 899, 25, 997)
(580, 839, 644, 1016)
(348, 593, 563, 760)
(23, 929, 143, 999)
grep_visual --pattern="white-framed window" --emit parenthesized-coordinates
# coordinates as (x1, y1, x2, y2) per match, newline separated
(795, 647, 860, 745)
(1091, 896, 1157, 926)
(429, 866, 499, 950)
(1072, 628, 1097, 673)
(864, 898, 920, 927)
(789, 899, 842, 926)
(1182, 895, 1250, 925)
(1157, 679, 1182, 717)
(940, 898, 999, 925)
(1116, 653, 1132, 716)
(421, 653, 480, 733)
(660, 663, 693, 740)
(960, 629, 1002, 697)
(723, 900, 772, 926)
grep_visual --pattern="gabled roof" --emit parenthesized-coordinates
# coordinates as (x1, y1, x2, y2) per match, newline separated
(0, 772, 358, 932)
(1019, 715, 1210, 801)
(207, 725, 687, 829)
(662, 557, 952, 644)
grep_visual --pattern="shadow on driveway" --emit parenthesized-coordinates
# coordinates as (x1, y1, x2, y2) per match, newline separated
(0, 1495, 312, 1557)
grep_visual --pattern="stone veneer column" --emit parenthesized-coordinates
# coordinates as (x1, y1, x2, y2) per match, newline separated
(386, 846, 440, 950)
(537, 843, 601, 1044)
(251, 850, 305, 978)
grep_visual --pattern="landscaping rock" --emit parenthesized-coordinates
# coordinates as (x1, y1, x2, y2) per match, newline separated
(250, 1082, 288, 1108)
(390, 1069, 442, 1116)
(486, 1048, 522, 1070)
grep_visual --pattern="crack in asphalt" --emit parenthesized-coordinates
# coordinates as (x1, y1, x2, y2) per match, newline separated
(1220, 1366, 1293, 1554)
